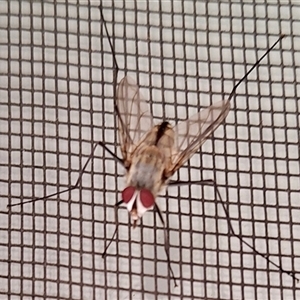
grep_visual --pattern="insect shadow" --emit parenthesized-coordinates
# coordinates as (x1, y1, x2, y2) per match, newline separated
(8, 6, 298, 288)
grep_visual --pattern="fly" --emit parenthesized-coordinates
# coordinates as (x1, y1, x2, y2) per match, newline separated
(115, 75, 230, 229)
(8, 5, 298, 288)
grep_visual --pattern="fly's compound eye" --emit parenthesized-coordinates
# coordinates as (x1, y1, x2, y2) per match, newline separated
(122, 186, 136, 203)
(140, 189, 155, 208)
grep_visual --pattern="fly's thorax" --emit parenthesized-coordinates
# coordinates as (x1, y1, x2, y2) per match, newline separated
(155, 124, 175, 167)
(135, 144, 163, 164)
(142, 122, 175, 169)
(139, 122, 175, 148)
(125, 123, 176, 194)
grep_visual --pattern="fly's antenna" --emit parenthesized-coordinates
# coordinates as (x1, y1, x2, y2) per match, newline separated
(228, 35, 285, 101)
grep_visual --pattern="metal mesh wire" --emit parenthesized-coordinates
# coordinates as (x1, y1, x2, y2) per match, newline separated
(0, 1, 300, 299)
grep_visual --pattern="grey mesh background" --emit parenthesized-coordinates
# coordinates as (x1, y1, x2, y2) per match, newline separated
(0, 1, 299, 299)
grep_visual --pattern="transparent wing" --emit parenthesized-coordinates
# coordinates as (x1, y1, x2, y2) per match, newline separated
(116, 76, 154, 162)
(170, 99, 230, 174)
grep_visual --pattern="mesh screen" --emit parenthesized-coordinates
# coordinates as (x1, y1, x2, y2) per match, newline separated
(0, 1, 300, 299)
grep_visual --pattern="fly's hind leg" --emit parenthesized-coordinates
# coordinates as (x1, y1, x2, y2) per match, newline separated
(169, 178, 299, 282)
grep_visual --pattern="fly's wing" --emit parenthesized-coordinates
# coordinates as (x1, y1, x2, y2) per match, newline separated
(170, 99, 230, 174)
(116, 76, 154, 162)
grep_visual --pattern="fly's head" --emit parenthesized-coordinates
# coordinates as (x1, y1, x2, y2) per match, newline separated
(121, 186, 155, 228)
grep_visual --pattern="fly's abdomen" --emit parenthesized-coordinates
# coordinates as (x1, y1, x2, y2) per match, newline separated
(127, 145, 165, 194)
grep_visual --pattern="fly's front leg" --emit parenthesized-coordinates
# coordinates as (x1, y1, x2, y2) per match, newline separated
(102, 199, 123, 258)
(154, 203, 178, 287)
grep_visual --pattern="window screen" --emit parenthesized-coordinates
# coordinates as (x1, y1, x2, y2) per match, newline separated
(0, 1, 299, 299)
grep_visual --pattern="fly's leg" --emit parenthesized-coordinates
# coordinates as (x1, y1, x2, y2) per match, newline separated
(102, 200, 123, 258)
(7, 7, 123, 208)
(99, 5, 121, 122)
(102, 199, 179, 287)
(102, 200, 178, 288)
(169, 179, 299, 283)
(98, 141, 123, 166)
(154, 203, 178, 287)
(7, 142, 124, 208)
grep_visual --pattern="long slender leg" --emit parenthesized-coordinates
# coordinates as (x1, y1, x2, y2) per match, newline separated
(99, 4, 121, 121)
(102, 200, 123, 258)
(98, 141, 124, 167)
(8, 5, 123, 209)
(154, 203, 178, 287)
(7, 142, 124, 208)
(98, 2, 125, 261)
(169, 179, 299, 282)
